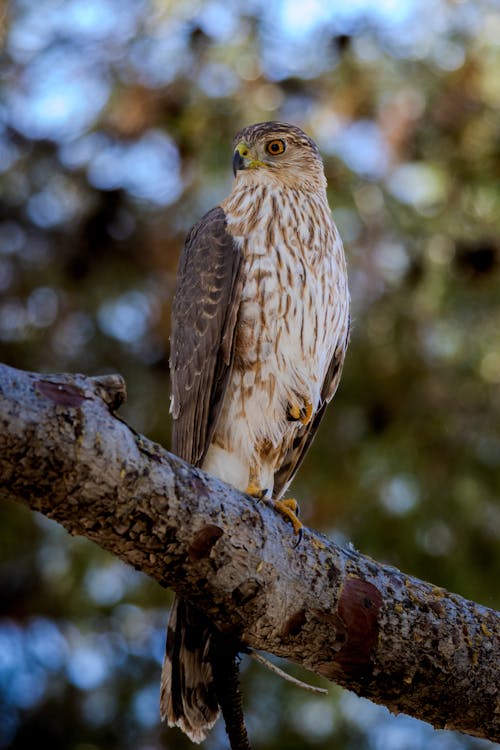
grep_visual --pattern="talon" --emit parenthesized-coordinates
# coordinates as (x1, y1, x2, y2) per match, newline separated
(246, 484, 269, 501)
(293, 527, 303, 548)
(246, 484, 264, 499)
(287, 400, 313, 425)
(273, 498, 303, 536)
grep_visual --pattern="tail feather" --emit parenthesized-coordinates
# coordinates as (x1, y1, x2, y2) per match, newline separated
(160, 597, 220, 743)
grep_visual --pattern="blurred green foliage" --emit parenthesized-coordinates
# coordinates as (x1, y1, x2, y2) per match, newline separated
(1, 1, 500, 749)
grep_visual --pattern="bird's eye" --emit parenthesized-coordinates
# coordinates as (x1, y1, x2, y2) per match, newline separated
(266, 139, 286, 155)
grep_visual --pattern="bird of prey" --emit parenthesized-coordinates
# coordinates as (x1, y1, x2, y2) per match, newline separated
(160, 121, 350, 745)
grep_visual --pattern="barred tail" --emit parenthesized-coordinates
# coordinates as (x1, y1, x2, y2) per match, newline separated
(160, 597, 252, 749)
(160, 597, 219, 743)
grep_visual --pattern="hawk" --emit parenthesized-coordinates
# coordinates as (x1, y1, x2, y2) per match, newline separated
(160, 121, 350, 745)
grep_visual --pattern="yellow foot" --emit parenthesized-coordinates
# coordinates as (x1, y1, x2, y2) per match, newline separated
(287, 400, 313, 425)
(246, 483, 267, 499)
(300, 400, 313, 425)
(280, 498, 299, 513)
(273, 498, 303, 535)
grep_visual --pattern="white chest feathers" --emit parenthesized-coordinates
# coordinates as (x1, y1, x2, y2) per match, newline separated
(203, 183, 349, 495)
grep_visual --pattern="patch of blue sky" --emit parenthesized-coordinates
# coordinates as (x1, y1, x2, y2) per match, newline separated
(27, 177, 83, 229)
(197, 1, 241, 42)
(259, 0, 477, 77)
(8, 0, 144, 61)
(128, 29, 191, 87)
(97, 290, 152, 345)
(387, 163, 449, 209)
(84, 561, 142, 606)
(198, 62, 240, 97)
(66, 639, 110, 690)
(0, 620, 60, 710)
(25, 618, 68, 672)
(0, 621, 25, 674)
(322, 120, 390, 180)
(6, 46, 110, 141)
(132, 682, 161, 727)
(87, 130, 183, 205)
(274, 0, 448, 39)
(56, 0, 146, 44)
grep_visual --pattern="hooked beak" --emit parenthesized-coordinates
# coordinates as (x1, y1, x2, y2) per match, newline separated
(232, 142, 264, 176)
(232, 148, 245, 177)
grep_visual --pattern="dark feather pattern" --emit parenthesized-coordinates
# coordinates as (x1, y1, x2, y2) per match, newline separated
(162, 206, 244, 743)
(169, 206, 243, 466)
(161, 599, 219, 742)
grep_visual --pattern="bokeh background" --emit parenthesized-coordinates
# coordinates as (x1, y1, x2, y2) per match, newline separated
(1, 0, 500, 748)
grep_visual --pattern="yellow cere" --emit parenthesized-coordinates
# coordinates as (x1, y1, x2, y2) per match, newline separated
(235, 141, 265, 169)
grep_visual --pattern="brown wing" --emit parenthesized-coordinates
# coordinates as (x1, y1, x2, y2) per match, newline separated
(273, 321, 350, 499)
(170, 206, 243, 467)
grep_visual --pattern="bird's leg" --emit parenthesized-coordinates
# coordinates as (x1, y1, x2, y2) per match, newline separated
(245, 465, 268, 499)
(286, 398, 313, 425)
(246, 466, 303, 540)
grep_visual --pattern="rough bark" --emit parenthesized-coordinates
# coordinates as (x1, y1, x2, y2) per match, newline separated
(0, 362, 498, 742)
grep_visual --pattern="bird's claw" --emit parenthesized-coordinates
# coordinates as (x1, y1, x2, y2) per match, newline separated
(247, 487, 303, 546)
(273, 498, 303, 536)
(293, 526, 303, 548)
(287, 399, 313, 425)
(246, 484, 270, 502)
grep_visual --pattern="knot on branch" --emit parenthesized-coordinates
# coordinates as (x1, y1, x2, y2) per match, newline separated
(89, 374, 127, 411)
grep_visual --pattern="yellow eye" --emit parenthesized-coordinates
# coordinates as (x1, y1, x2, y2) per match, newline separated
(266, 139, 286, 155)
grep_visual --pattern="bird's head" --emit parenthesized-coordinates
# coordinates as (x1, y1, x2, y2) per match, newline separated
(231, 121, 326, 191)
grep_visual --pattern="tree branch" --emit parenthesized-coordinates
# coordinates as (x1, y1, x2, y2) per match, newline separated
(0, 362, 498, 742)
